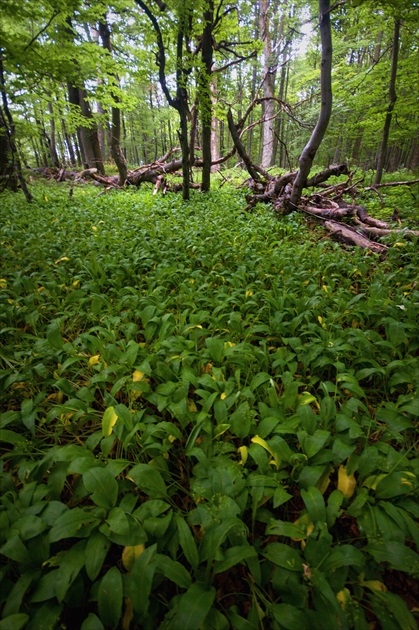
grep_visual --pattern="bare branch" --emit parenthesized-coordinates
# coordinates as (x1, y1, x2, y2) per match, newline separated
(25, 10, 60, 50)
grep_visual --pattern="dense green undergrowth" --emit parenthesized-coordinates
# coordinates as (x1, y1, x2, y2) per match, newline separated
(0, 181, 418, 630)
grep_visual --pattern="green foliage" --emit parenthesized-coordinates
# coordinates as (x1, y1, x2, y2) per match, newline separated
(0, 183, 418, 628)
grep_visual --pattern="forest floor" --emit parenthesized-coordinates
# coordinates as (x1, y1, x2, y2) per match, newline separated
(0, 173, 418, 629)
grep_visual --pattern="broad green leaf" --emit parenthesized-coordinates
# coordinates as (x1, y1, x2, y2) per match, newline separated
(46, 321, 64, 349)
(0, 614, 29, 630)
(156, 555, 192, 588)
(129, 544, 157, 618)
(366, 541, 419, 576)
(80, 613, 105, 630)
(127, 463, 168, 498)
(106, 507, 130, 535)
(85, 531, 111, 581)
(98, 567, 123, 630)
(249, 372, 271, 391)
(29, 572, 57, 603)
(375, 471, 417, 499)
(2, 572, 36, 617)
(170, 583, 216, 630)
(177, 515, 199, 569)
(229, 402, 251, 438)
(326, 490, 344, 527)
(0, 535, 29, 563)
(369, 591, 416, 630)
(298, 430, 331, 459)
(301, 487, 326, 523)
(83, 467, 118, 509)
(49, 508, 101, 543)
(266, 520, 306, 539)
(55, 541, 86, 603)
(263, 542, 303, 572)
(321, 545, 365, 572)
(200, 518, 246, 563)
(213, 544, 257, 575)
(0, 428, 26, 445)
(25, 601, 62, 630)
(205, 337, 225, 363)
(269, 603, 308, 630)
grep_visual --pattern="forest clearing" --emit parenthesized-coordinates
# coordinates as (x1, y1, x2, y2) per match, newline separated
(1, 0, 418, 628)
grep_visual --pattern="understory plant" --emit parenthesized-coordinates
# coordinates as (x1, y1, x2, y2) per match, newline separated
(0, 182, 418, 629)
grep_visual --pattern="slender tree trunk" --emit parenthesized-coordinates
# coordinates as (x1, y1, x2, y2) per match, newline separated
(200, 0, 214, 191)
(0, 56, 32, 200)
(210, 70, 220, 171)
(48, 102, 60, 168)
(374, 19, 400, 185)
(247, 3, 260, 158)
(98, 17, 127, 185)
(259, 0, 276, 168)
(288, 0, 332, 210)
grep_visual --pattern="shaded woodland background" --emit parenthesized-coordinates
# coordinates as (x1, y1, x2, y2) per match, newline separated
(1, 0, 418, 195)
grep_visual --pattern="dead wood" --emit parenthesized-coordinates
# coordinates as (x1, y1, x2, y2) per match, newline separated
(324, 220, 388, 254)
(365, 178, 419, 190)
(353, 218, 419, 238)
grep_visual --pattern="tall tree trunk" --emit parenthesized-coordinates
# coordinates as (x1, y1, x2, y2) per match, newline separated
(288, 0, 332, 210)
(48, 102, 60, 168)
(374, 19, 400, 186)
(210, 70, 220, 171)
(135, 0, 190, 200)
(67, 83, 105, 174)
(247, 3, 260, 158)
(259, 0, 276, 168)
(200, 0, 214, 191)
(98, 17, 127, 186)
(0, 56, 32, 200)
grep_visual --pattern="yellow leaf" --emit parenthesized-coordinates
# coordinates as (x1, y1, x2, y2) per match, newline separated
(7, 298, 14, 304)
(91, 225, 97, 231)
(337, 588, 351, 609)
(102, 406, 118, 437)
(238, 446, 248, 466)
(338, 465, 356, 499)
(363, 580, 387, 592)
(224, 341, 235, 348)
(220, 392, 227, 400)
(0, 278, 7, 289)
(122, 597, 134, 630)
(322, 285, 329, 292)
(363, 473, 387, 490)
(187, 399, 198, 412)
(55, 257, 70, 264)
(44, 195, 48, 202)
(132, 370, 145, 382)
(251, 435, 280, 469)
(72, 279, 80, 288)
(89, 355, 100, 366)
(122, 544, 145, 571)
(394, 242, 406, 247)
(245, 290, 253, 298)
(317, 472, 331, 495)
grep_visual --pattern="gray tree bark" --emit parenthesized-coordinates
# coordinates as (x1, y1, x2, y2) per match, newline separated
(374, 19, 400, 186)
(288, 0, 332, 210)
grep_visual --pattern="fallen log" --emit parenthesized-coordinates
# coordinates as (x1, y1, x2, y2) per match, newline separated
(353, 218, 419, 238)
(324, 220, 388, 254)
